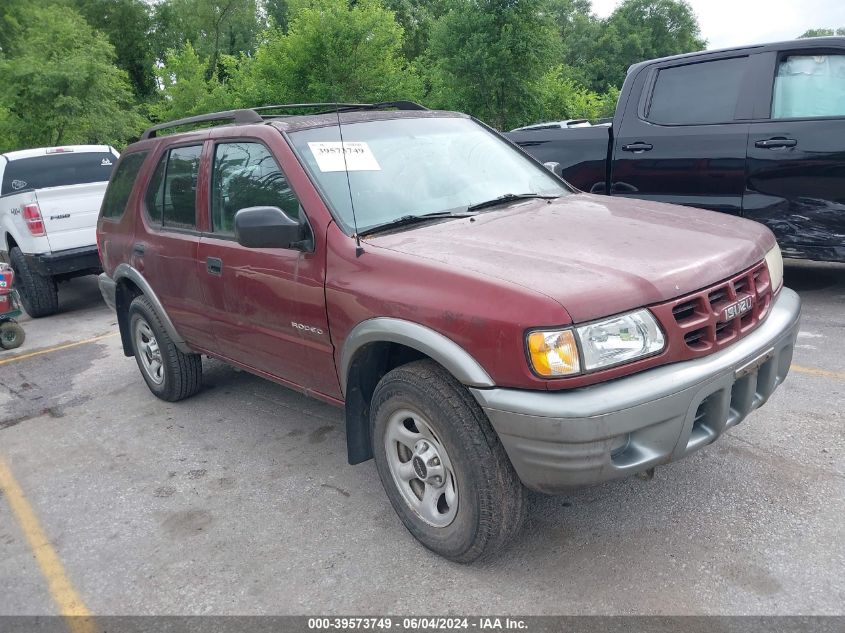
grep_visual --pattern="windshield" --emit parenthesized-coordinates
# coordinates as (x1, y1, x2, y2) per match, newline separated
(289, 116, 570, 233)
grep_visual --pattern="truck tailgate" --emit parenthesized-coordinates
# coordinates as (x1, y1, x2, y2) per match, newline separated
(35, 182, 108, 252)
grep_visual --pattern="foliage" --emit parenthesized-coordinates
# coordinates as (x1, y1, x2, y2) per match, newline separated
(71, 0, 157, 98)
(231, 0, 421, 108)
(532, 65, 618, 125)
(150, 0, 261, 76)
(0, 4, 144, 152)
(0, 0, 711, 149)
(427, 0, 561, 131)
(799, 27, 845, 38)
(582, 0, 706, 91)
(152, 43, 237, 122)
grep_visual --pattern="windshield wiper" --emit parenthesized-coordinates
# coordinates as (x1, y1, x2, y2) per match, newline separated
(362, 211, 476, 235)
(467, 193, 559, 212)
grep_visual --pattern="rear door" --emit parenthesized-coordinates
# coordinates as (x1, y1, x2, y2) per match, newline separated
(745, 48, 845, 260)
(1, 148, 117, 251)
(611, 55, 752, 214)
(134, 142, 217, 352)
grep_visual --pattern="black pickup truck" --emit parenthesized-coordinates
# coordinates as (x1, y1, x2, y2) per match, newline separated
(508, 38, 845, 262)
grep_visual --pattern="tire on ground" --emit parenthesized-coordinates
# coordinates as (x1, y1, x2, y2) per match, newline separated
(0, 320, 25, 350)
(371, 359, 526, 562)
(9, 247, 58, 318)
(128, 294, 202, 402)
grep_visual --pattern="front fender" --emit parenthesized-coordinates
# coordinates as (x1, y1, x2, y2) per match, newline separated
(339, 317, 495, 397)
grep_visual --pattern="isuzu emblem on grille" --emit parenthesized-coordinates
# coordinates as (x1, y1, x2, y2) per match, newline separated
(722, 295, 753, 321)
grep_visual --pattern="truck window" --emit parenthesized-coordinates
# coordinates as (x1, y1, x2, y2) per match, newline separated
(1, 151, 116, 196)
(211, 142, 300, 235)
(100, 151, 148, 219)
(648, 57, 748, 125)
(772, 54, 845, 119)
(144, 146, 201, 230)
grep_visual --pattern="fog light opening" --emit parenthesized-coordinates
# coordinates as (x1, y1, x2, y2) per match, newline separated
(609, 433, 631, 458)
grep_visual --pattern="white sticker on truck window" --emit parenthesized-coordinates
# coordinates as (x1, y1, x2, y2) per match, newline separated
(11, 180, 27, 190)
(308, 142, 381, 172)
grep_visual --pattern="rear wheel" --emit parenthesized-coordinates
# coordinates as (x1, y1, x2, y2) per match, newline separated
(9, 247, 58, 318)
(128, 295, 202, 401)
(0, 320, 25, 350)
(371, 360, 526, 562)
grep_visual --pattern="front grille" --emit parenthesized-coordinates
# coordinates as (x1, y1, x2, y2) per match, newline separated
(650, 260, 773, 360)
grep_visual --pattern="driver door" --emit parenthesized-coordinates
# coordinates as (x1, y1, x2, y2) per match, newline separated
(197, 140, 330, 392)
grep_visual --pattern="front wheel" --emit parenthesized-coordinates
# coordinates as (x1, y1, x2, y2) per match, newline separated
(0, 320, 25, 350)
(128, 295, 202, 402)
(371, 360, 526, 562)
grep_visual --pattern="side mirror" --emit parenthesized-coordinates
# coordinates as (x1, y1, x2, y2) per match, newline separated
(543, 161, 563, 178)
(234, 206, 306, 249)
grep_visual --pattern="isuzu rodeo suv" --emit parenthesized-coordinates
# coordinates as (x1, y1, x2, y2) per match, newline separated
(97, 103, 801, 562)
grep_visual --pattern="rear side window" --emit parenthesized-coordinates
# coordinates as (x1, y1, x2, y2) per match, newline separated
(100, 151, 148, 219)
(1, 151, 116, 195)
(211, 142, 300, 235)
(773, 54, 845, 119)
(143, 145, 202, 230)
(648, 57, 748, 125)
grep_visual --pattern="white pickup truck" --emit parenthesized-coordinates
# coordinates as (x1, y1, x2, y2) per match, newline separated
(0, 145, 118, 317)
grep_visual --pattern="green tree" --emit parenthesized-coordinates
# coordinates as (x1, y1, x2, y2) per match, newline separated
(427, 0, 561, 130)
(151, 0, 261, 76)
(584, 0, 706, 91)
(263, 0, 290, 31)
(232, 0, 420, 107)
(71, 0, 157, 98)
(0, 4, 144, 151)
(799, 27, 845, 38)
(532, 64, 618, 124)
(153, 43, 236, 122)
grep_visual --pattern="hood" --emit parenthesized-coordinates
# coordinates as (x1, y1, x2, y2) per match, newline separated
(364, 193, 776, 323)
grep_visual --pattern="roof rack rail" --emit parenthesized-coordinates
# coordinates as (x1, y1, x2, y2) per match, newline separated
(139, 101, 428, 140)
(140, 109, 264, 140)
(254, 101, 428, 115)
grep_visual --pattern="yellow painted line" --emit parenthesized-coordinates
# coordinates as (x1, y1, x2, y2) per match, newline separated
(791, 364, 845, 381)
(0, 458, 96, 633)
(0, 332, 118, 367)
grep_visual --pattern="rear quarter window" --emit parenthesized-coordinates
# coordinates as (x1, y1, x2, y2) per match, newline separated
(100, 151, 149, 220)
(1, 151, 116, 195)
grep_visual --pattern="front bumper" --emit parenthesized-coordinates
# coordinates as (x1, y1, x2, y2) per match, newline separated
(471, 288, 802, 493)
(25, 246, 101, 277)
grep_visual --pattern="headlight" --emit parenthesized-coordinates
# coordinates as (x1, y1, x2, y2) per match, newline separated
(526, 309, 665, 378)
(765, 243, 784, 292)
(576, 309, 665, 371)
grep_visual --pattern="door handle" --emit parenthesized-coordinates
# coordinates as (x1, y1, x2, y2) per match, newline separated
(621, 142, 654, 153)
(206, 257, 222, 276)
(755, 138, 797, 149)
(132, 243, 145, 256)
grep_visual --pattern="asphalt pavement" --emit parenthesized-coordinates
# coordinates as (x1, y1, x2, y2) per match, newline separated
(0, 260, 843, 616)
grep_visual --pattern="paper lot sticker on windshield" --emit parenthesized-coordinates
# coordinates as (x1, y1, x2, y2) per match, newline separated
(308, 142, 381, 172)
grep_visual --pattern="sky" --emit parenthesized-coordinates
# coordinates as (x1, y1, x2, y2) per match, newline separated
(592, 0, 845, 50)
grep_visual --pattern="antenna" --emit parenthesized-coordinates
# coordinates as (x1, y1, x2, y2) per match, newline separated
(334, 102, 364, 257)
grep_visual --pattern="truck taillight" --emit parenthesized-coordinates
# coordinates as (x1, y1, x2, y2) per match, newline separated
(22, 203, 46, 236)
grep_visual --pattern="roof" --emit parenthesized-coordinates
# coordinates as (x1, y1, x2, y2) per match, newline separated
(267, 109, 466, 133)
(628, 36, 845, 73)
(1, 145, 115, 161)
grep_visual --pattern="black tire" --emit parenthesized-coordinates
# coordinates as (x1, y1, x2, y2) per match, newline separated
(9, 247, 58, 318)
(371, 360, 526, 562)
(0, 320, 25, 350)
(128, 295, 202, 402)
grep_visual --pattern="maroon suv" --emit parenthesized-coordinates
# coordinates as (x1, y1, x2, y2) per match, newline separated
(97, 103, 801, 562)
